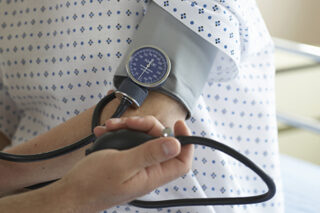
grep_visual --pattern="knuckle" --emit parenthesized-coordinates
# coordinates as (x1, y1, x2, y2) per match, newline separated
(181, 162, 192, 175)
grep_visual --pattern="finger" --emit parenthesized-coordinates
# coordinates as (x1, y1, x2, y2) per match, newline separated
(93, 126, 107, 138)
(174, 120, 194, 168)
(143, 121, 193, 186)
(104, 117, 128, 130)
(93, 117, 128, 137)
(125, 147, 192, 195)
(107, 89, 115, 95)
(125, 115, 165, 136)
(144, 153, 192, 189)
(121, 137, 181, 177)
(174, 120, 191, 136)
(105, 116, 164, 137)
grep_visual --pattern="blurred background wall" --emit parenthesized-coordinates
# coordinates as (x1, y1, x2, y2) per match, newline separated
(257, 0, 320, 46)
(256, 0, 320, 164)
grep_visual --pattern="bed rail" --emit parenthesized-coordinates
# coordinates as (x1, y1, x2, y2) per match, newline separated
(274, 38, 320, 135)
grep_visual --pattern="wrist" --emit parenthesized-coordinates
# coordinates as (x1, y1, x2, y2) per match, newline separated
(140, 91, 187, 127)
(50, 178, 86, 213)
(103, 91, 186, 128)
(56, 173, 114, 213)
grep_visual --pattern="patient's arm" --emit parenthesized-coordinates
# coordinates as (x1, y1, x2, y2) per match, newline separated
(0, 132, 10, 151)
(0, 91, 186, 196)
(0, 117, 191, 213)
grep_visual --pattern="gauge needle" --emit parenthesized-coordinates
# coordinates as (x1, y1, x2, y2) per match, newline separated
(138, 59, 154, 80)
(139, 64, 153, 73)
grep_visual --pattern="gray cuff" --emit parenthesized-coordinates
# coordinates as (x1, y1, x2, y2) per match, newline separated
(113, 1, 218, 119)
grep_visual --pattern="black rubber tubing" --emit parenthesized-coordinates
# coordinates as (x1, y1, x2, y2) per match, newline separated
(0, 92, 117, 162)
(84, 129, 276, 208)
(0, 91, 276, 207)
(23, 94, 133, 189)
(130, 135, 276, 208)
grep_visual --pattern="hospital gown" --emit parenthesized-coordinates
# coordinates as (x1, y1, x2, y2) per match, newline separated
(0, 0, 284, 212)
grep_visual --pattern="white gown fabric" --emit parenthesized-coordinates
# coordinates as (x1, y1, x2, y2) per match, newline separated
(0, 0, 284, 212)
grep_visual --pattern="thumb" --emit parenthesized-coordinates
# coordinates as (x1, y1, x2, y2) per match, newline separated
(125, 137, 181, 171)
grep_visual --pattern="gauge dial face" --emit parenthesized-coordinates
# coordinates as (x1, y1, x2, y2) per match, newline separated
(126, 46, 170, 88)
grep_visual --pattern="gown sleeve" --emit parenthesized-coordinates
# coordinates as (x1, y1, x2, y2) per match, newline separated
(113, 1, 242, 118)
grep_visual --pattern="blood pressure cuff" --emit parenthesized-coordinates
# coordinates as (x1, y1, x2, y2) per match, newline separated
(113, 2, 219, 119)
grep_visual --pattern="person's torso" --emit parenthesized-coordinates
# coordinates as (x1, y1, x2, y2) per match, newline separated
(0, 1, 283, 212)
(0, 0, 148, 144)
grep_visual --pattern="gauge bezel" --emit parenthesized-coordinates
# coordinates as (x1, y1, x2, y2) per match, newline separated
(125, 45, 171, 88)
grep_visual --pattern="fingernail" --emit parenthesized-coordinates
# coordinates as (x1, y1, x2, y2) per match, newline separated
(162, 140, 178, 157)
(130, 116, 142, 121)
(100, 126, 107, 130)
(109, 118, 124, 124)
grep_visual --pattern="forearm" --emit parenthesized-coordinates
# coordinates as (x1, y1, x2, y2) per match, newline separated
(0, 132, 10, 150)
(120, 91, 187, 127)
(0, 113, 191, 213)
(0, 179, 80, 213)
(0, 91, 186, 195)
(0, 104, 95, 195)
